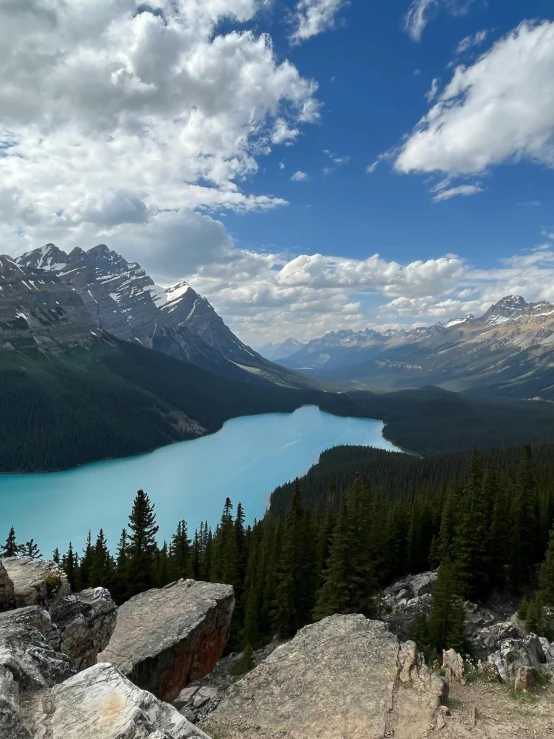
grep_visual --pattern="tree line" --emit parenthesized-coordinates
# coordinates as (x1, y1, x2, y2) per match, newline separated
(3, 444, 554, 657)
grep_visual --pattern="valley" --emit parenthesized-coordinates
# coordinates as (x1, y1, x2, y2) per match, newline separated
(274, 296, 554, 399)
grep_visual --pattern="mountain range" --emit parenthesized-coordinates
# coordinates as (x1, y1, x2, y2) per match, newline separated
(276, 295, 554, 400)
(13, 244, 309, 389)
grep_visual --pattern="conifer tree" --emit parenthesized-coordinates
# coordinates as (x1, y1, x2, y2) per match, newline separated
(428, 558, 466, 655)
(23, 539, 41, 559)
(127, 490, 159, 595)
(113, 529, 129, 603)
(539, 524, 554, 606)
(90, 529, 110, 587)
(315, 479, 378, 620)
(79, 531, 94, 589)
(273, 483, 316, 637)
(62, 542, 78, 590)
(511, 446, 539, 591)
(169, 520, 191, 579)
(52, 547, 60, 565)
(1, 527, 22, 557)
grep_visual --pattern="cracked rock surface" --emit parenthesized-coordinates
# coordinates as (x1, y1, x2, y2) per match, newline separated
(203, 614, 447, 739)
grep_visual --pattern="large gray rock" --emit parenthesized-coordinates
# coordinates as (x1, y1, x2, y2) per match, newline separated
(203, 615, 447, 739)
(0, 665, 31, 739)
(488, 635, 547, 682)
(50, 587, 117, 670)
(0, 606, 61, 651)
(1, 557, 71, 609)
(98, 579, 234, 702)
(0, 623, 74, 692)
(0, 563, 15, 613)
(34, 663, 211, 739)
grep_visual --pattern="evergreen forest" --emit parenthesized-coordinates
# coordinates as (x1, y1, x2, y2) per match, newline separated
(3, 442, 554, 661)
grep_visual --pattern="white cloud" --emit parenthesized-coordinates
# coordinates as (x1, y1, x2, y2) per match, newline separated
(366, 160, 379, 174)
(0, 0, 320, 249)
(279, 162, 286, 169)
(456, 29, 488, 55)
(322, 150, 350, 175)
(425, 77, 440, 102)
(433, 184, 483, 201)
(395, 21, 554, 178)
(290, 0, 349, 45)
(291, 170, 310, 181)
(405, 0, 476, 42)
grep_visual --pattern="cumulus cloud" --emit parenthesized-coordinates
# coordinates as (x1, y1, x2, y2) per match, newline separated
(425, 77, 440, 102)
(0, 0, 320, 252)
(395, 22, 554, 178)
(404, 0, 475, 42)
(289, 0, 349, 45)
(291, 170, 310, 181)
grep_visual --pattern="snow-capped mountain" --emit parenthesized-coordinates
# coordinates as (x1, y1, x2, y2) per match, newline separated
(0, 254, 99, 351)
(13, 244, 311, 387)
(280, 296, 554, 399)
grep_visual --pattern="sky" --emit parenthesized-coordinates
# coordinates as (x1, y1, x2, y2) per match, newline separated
(1, 0, 554, 345)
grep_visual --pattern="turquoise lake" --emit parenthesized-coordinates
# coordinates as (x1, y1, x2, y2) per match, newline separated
(0, 406, 398, 555)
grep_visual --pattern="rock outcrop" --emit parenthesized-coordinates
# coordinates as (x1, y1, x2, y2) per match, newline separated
(487, 634, 551, 683)
(203, 614, 447, 739)
(34, 663, 211, 739)
(383, 571, 437, 638)
(50, 588, 118, 669)
(0, 562, 15, 612)
(1, 557, 71, 609)
(99, 579, 234, 701)
(0, 605, 61, 651)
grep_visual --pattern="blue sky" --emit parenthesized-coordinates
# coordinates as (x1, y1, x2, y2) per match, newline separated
(1, 0, 554, 342)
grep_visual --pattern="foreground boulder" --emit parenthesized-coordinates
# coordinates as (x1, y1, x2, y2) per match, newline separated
(50, 587, 117, 669)
(34, 663, 212, 738)
(1, 557, 70, 609)
(99, 579, 234, 701)
(0, 605, 61, 651)
(203, 614, 447, 739)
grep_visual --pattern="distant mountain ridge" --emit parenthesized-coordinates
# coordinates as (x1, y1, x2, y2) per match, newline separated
(279, 296, 554, 400)
(14, 244, 311, 388)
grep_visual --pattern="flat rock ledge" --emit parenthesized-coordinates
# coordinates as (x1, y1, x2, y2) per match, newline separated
(203, 614, 447, 739)
(98, 579, 234, 702)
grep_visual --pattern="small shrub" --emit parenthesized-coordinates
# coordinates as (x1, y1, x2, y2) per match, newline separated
(42, 572, 62, 596)
(231, 644, 255, 676)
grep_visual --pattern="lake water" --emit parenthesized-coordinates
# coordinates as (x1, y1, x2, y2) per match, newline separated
(0, 406, 398, 556)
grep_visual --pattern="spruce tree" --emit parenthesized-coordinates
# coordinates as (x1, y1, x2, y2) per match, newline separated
(539, 524, 554, 606)
(79, 531, 94, 589)
(23, 539, 41, 559)
(511, 445, 539, 591)
(169, 520, 191, 579)
(90, 529, 110, 587)
(314, 479, 378, 621)
(127, 490, 159, 595)
(1, 527, 22, 557)
(113, 529, 129, 603)
(62, 542, 78, 590)
(428, 558, 466, 655)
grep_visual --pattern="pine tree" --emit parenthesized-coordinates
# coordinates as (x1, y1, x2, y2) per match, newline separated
(23, 539, 41, 559)
(539, 524, 554, 606)
(52, 547, 60, 565)
(273, 483, 317, 637)
(511, 445, 539, 591)
(428, 558, 466, 655)
(90, 529, 110, 587)
(113, 529, 129, 603)
(1, 527, 22, 557)
(127, 490, 159, 596)
(62, 542, 78, 590)
(314, 479, 378, 621)
(169, 520, 191, 579)
(79, 531, 94, 589)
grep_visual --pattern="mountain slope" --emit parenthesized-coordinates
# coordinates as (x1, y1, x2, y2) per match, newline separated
(281, 296, 554, 399)
(16, 244, 312, 389)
